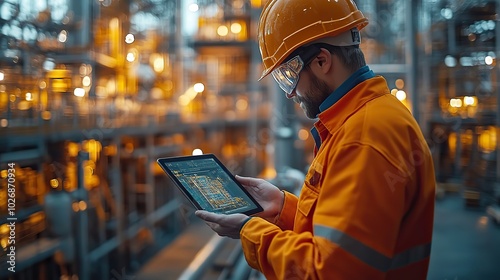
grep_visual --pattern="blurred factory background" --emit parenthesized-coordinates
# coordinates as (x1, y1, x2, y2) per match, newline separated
(0, 0, 499, 279)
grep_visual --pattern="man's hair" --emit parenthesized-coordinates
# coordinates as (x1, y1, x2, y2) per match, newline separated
(302, 44, 366, 74)
(327, 45, 366, 73)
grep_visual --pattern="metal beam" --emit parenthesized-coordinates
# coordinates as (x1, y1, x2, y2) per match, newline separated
(88, 199, 181, 262)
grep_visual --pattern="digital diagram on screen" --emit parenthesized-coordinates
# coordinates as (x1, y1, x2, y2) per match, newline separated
(166, 158, 257, 214)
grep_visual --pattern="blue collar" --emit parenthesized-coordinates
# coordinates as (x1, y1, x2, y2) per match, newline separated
(318, 65, 375, 114)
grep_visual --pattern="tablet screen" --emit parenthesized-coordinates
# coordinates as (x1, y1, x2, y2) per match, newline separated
(157, 154, 263, 215)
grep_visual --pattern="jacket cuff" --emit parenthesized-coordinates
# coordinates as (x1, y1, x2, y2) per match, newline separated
(274, 191, 298, 231)
(239, 216, 253, 232)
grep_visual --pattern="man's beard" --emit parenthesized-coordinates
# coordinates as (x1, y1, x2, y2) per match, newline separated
(294, 70, 331, 119)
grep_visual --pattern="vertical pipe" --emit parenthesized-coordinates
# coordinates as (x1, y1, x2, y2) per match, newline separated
(496, 0, 500, 182)
(145, 135, 155, 227)
(420, 0, 432, 137)
(127, 162, 137, 219)
(77, 151, 90, 280)
(455, 129, 462, 178)
(112, 136, 125, 268)
(176, 0, 185, 95)
(247, 6, 262, 176)
(98, 154, 109, 280)
(406, 0, 419, 123)
(74, 0, 91, 48)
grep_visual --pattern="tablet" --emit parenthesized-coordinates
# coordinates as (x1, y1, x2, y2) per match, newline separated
(157, 154, 263, 215)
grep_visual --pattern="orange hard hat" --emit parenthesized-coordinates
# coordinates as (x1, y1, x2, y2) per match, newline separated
(257, 0, 369, 80)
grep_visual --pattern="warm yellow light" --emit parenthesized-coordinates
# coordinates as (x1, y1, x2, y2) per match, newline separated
(106, 79, 116, 95)
(41, 111, 51, 120)
(25, 92, 33, 101)
(84, 139, 102, 162)
(0, 72, 4, 81)
(125, 33, 135, 44)
(260, 166, 277, 179)
(463, 96, 476, 106)
(153, 55, 165, 73)
(84, 166, 94, 177)
(79, 201, 87, 211)
(82, 76, 91, 87)
(153, 56, 164, 73)
(50, 179, 59, 188)
(110, 17, 119, 29)
(390, 89, 398, 96)
(74, 88, 85, 97)
(477, 216, 489, 228)
(126, 52, 136, 62)
(0, 224, 8, 234)
(395, 79, 405, 89)
(89, 175, 100, 188)
(448, 132, 457, 157)
(40, 81, 47, 89)
(192, 149, 203, 156)
(179, 86, 199, 106)
(0, 119, 8, 127)
(396, 90, 406, 101)
(67, 142, 79, 157)
(298, 129, 309, 140)
(104, 145, 117, 156)
(450, 98, 462, 108)
(236, 99, 248, 111)
(250, 0, 262, 8)
(72, 202, 80, 212)
(193, 83, 205, 93)
(178, 95, 191, 106)
(17, 100, 30, 110)
(79, 64, 90, 75)
(125, 142, 134, 153)
(95, 86, 106, 98)
(231, 23, 242, 34)
(165, 80, 173, 91)
(151, 87, 163, 99)
(217, 25, 229, 37)
(479, 126, 496, 153)
(485, 56, 494, 65)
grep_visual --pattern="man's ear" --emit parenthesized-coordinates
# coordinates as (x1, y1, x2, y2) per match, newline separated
(315, 48, 332, 73)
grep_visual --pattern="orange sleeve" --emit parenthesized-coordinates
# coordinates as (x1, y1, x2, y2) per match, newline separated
(239, 144, 411, 280)
(273, 191, 298, 231)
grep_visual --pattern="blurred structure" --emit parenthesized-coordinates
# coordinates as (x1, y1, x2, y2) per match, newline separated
(0, 0, 499, 279)
(425, 0, 500, 208)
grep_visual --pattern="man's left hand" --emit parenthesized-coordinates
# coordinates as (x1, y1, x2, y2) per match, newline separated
(195, 210, 250, 239)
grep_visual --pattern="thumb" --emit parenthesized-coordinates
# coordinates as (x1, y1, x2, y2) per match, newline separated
(235, 175, 261, 187)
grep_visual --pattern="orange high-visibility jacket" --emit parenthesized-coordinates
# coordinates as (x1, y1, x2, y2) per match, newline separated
(240, 76, 436, 280)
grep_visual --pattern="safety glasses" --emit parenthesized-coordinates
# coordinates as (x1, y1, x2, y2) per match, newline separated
(271, 45, 322, 98)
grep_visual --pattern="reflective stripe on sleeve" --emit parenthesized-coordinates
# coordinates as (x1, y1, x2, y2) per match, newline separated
(314, 224, 431, 272)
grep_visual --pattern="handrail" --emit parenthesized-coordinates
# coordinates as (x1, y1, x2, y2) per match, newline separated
(178, 234, 227, 280)
(88, 199, 181, 262)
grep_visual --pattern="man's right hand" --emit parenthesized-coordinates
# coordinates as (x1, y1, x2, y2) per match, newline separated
(235, 175, 285, 223)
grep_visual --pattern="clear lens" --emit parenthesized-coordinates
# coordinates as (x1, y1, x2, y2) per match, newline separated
(271, 56, 304, 95)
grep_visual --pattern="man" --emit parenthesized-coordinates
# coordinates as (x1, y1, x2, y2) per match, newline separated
(196, 0, 436, 279)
